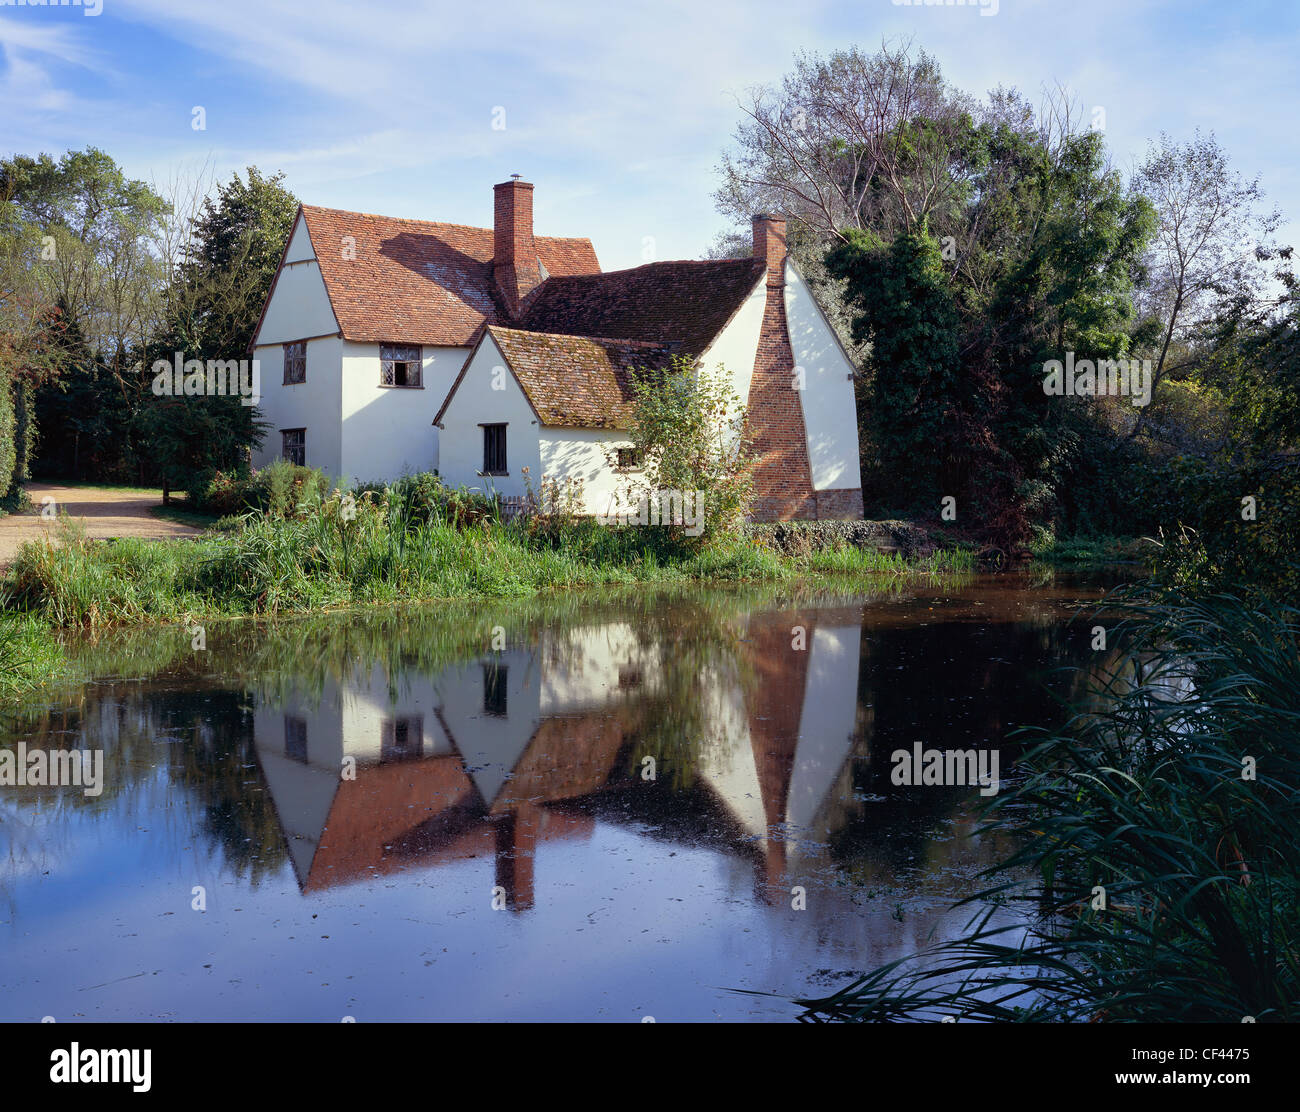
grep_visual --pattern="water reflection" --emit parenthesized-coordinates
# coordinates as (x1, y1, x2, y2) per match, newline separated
(0, 573, 1120, 1020)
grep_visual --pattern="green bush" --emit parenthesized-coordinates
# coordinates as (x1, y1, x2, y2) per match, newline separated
(196, 459, 330, 519)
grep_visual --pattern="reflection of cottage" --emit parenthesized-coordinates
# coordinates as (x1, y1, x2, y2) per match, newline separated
(250, 178, 863, 520)
(253, 613, 863, 909)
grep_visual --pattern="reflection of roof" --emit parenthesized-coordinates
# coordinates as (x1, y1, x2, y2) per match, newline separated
(300, 706, 641, 892)
(300, 205, 600, 346)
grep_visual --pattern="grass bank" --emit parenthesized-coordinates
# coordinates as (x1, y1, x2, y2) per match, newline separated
(0, 610, 76, 698)
(1029, 530, 1156, 566)
(1, 507, 973, 632)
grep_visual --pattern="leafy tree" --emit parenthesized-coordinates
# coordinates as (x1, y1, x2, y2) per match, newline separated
(607, 356, 754, 544)
(137, 167, 296, 499)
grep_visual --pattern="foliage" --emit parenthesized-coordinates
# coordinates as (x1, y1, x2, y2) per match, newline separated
(197, 458, 330, 519)
(2, 499, 970, 631)
(607, 355, 754, 546)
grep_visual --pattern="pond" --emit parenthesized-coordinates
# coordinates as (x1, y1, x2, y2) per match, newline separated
(0, 569, 1128, 1021)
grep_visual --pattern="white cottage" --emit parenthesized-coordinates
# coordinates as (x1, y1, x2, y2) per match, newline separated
(249, 177, 863, 520)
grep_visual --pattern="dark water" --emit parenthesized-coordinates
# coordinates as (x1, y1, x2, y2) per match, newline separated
(0, 570, 1126, 1021)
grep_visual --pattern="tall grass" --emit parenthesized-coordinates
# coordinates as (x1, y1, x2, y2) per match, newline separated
(794, 587, 1300, 1022)
(0, 607, 71, 697)
(3, 496, 971, 631)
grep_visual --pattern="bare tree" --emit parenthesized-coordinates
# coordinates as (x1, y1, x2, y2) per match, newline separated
(1128, 131, 1288, 441)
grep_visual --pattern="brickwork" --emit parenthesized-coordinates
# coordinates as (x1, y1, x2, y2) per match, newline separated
(745, 215, 818, 522)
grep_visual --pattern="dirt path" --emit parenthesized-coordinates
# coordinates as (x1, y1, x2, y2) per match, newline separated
(0, 483, 203, 567)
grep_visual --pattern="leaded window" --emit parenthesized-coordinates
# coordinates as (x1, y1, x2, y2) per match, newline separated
(380, 343, 422, 387)
(283, 340, 306, 384)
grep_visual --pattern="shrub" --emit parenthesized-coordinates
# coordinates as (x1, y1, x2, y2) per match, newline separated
(196, 459, 330, 519)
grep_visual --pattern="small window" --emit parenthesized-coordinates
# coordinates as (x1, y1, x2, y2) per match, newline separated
(283, 340, 306, 384)
(482, 662, 508, 717)
(282, 428, 305, 466)
(381, 715, 424, 762)
(284, 715, 308, 763)
(380, 343, 422, 387)
(482, 423, 507, 475)
(616, 447, 642, 471)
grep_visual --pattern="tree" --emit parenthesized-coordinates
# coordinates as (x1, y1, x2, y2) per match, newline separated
(606, 356, 754, 544)
(1127, 131, 1292, 442)
(138, 167, 296, 499)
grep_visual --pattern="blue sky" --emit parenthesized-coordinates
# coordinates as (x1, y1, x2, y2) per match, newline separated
(1, 0, 1296, 271)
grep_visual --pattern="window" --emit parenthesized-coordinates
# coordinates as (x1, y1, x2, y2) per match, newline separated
(616, 447, 643, 471)
(381, 715, 424, 762)
(282, 428, 305, 466)
(380, 343, 422, 387)
(283, 340, 306, 384)
(284, 716, 308, 763)
(482, 662, 508, 717)
(482, 423, 507, 475)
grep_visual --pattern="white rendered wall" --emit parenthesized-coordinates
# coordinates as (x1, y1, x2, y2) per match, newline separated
(435, 336, 542, 497)
(696, 275, 766, 449)
(284, 212, 315, 264)
(339, 341, 468, 484)
(255, 261, 339, 345)
(538, 427, 630, 517)
(251, 336, 343, 477)
(784, 261, 863, 491)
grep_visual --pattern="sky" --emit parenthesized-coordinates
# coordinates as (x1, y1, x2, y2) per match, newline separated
(1, 0, 1296, 271)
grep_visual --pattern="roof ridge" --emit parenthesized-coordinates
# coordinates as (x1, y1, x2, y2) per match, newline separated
(300, 204, 591, 244)
(488, 324, 675, 351)
(540, 257, 763, 281)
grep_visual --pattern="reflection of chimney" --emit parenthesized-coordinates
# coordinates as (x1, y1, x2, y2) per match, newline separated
(494, 176, 544, 316)
(745, 613, 810, 903)
(493, 803, 538, 911)
(751, 213, 787, 286)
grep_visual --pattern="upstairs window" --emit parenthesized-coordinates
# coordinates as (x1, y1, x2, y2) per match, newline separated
(282, 428, 305, 466)
(482, 662, 508, 717)
(283, 340, 306, 384)
(380, 343, 422, 387)
(284, 715, 308, 762)
(482, 423, 507, 475)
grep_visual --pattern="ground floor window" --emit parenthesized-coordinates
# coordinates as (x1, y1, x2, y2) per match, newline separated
(282, 428, 305, 466)
(381, 715, 424, 762)
(482, 423, 507, 475)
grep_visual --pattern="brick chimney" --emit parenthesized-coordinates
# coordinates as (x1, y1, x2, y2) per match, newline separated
(494, 176, 543, 316)
(752, 213, 787, 285)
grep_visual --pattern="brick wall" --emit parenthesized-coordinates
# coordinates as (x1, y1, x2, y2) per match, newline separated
(745, 224, 818, 522)
(814, 487, 865, 521)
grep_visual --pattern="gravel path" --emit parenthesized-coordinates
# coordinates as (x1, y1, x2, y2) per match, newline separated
(0, 483, 203, 567)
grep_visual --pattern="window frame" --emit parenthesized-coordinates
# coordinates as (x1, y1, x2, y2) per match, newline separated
(281, 428, 306, 467)
(283, 340, 306, 385)
(615, 446, 643, 472)
(481, 422, 508, 476)
(380, 343, 423, 388)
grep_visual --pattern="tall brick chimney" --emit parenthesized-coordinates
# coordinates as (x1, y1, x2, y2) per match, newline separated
(752, 213, 787, 285)
(494, 176, 543, 316)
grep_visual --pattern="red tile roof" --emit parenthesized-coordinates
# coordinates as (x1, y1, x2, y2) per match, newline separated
(300, 205, 600, 346)
(438, 325, 677, 429)
(519, 258, 767, 357)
